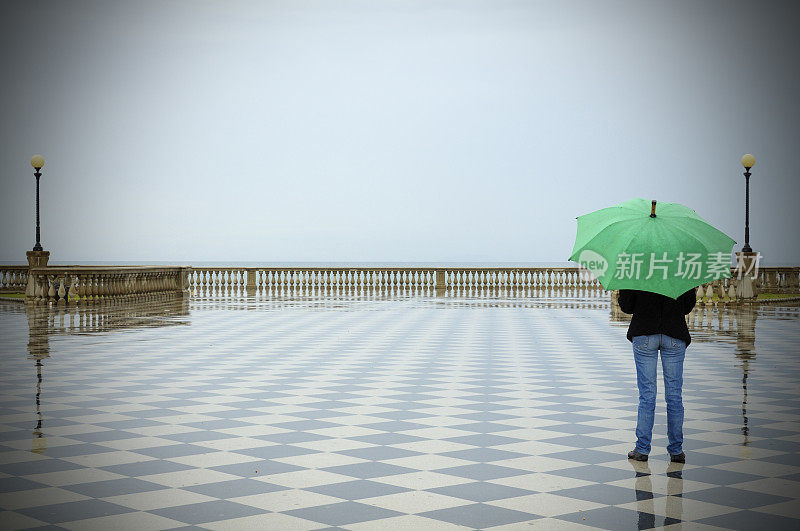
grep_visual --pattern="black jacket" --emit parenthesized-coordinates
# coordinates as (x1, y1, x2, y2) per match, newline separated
(618, 289, 696, 346)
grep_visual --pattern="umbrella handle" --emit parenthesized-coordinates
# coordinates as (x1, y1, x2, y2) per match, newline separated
(651, 200, 657, 218)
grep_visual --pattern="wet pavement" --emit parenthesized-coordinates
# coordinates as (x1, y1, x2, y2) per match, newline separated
(1, 295, 799, 530)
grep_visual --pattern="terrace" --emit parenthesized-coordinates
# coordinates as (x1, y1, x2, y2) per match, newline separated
(1, 287, 798, 529)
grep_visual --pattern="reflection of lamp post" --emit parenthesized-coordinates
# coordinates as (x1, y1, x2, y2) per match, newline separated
(740, 154, 755, 253)
(735, 307, 756, 452)
(30, 155, 45, 252)
(32, 359, 46, 454)
(26, 303, 50, 454)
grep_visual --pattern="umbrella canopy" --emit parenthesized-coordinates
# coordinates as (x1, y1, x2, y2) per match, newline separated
(569, 198, 736, 299)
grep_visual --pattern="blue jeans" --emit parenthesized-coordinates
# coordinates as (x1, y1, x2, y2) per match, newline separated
(632, 334, 686, 455)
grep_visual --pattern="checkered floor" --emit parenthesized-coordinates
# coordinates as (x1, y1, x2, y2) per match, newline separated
(1, 297, 799, 530)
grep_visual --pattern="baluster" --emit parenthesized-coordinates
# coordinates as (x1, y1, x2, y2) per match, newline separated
(57, 275, 67, 304)
(103, 273, 114, 302)
(45, 275, 55, 303)
(94, 274, 103, 301)
(704, 283, 714, 303)
(727, 279, 737, 300)
(130, 273, 139, 297)
(32, 273, 42, 303)
(84, 274, 94, 303)
(75, 275, 84, 303)
(67, 275, 76, 303)
(695, 285, 705, 304)
(715, 280, 726, 301)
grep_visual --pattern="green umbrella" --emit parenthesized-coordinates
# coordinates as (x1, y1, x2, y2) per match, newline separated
(569, 198, 736, 299)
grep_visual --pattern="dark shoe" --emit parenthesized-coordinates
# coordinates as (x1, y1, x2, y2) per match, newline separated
(628, 449, 648, 461)
(670, 452, 686, 463)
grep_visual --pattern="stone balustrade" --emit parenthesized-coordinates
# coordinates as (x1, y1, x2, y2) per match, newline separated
(694, 267, 800, 304)
(0, 266, 28, 293)
(188, 266, 607, 298)
(25, 266, 191, 304)
(755, 266, 800, 293)
(5, 264, 798, 303)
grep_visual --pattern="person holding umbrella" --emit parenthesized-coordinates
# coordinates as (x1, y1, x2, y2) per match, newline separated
(570, 198, 736, 463)
(617, 287, 696, 462)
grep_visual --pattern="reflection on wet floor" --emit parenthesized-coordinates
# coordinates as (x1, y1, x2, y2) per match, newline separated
(0, 296, 799, 529)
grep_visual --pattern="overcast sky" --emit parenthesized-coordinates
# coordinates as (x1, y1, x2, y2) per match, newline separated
(1, 0, 798, 265)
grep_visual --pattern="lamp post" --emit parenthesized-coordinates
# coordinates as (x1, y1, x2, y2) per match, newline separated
(30, 155, 45, 252)
(740, 154, 755, 253)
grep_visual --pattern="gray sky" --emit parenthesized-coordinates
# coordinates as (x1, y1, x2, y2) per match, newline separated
(1, 0, 798, 264)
